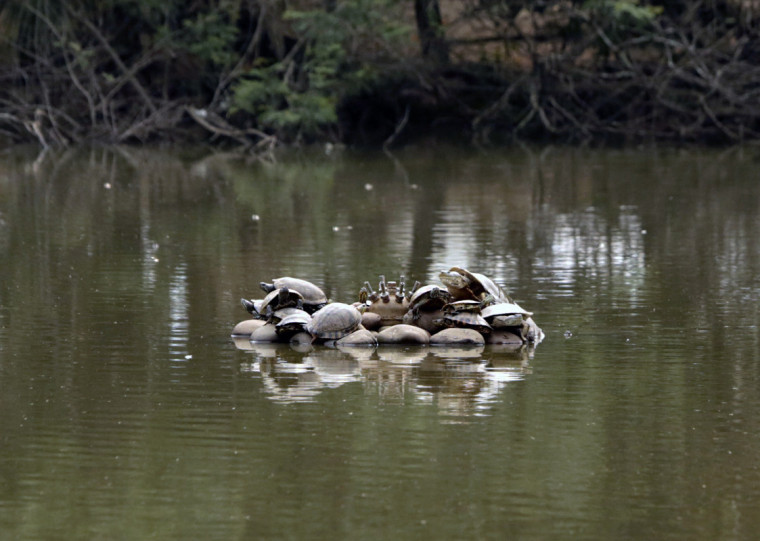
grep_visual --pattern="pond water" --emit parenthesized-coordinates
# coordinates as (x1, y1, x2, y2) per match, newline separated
(0, 144, 759, 540)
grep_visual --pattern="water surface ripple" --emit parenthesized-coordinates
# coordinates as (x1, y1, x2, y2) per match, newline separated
(1, 145, 759, 540)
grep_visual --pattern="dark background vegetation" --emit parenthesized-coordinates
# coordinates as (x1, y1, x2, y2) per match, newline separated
(2, 0, 760, 150)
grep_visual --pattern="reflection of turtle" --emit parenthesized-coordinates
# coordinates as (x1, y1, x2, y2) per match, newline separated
(439, 266, 509, 303)
(260, 277, 328, 313)
(306, 303, 362, 341)
(359, 275, 412, 325)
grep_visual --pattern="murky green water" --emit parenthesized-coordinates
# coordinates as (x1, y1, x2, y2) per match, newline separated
(1, 144, 759, 540)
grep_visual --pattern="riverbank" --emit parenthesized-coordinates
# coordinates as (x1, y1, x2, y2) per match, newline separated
(2, 1, 759, 151)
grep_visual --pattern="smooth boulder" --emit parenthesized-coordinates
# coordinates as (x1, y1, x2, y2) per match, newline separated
(250, 323, 280, 342)
(430, 328, 486, 346)
(376, 324, 430, 345)
(231, 319, 266, 337)
(336, 329, 378, 347)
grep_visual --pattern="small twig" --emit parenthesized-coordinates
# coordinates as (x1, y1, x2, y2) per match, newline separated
(383, 104, 411, 151)
(65, 5, 158, 115)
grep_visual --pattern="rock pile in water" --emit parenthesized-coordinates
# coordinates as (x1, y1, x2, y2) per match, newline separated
(232, 267, 543, 347)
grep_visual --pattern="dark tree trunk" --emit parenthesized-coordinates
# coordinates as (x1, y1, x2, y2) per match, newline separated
(414, 0, 449, 65)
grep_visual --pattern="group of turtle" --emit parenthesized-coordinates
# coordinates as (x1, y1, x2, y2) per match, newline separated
(232, 267, 543, 347)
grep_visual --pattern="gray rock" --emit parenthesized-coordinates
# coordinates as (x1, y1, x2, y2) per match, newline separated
(250, 323, 280, 342)
(361, 311, 383, 331)
(486, 329, 524, 345)
(376, 324, 431, 345)
(231, 319, 267, 336)
(336, 329, 378, 346)
(430, 328, 486, 346)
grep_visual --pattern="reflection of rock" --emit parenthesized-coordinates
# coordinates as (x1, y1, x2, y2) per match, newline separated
(484, 344, 530, 361)
(239, 337, 532, 412)
(231, 319, 266, 336)
(376, 348, 429, 365)
(430, 328, 485, 345)
(305, 350, 362, 387)
(289, 332, 314, 352)
(232, 336, 255, 350)
(430, 346, 485, 360)
(249, 342, 280, 359)
(337, 345, 376, 361)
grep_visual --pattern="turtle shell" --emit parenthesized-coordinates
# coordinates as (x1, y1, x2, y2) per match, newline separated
(442, 300, 482, 314)
(272, 307, 311, 322)
(306, 303, 362, 340)
(480, 302, 532, 319)
(408, 284, 452, 311)
(276, 311, 313, 337)
(443, 311, 492, 334)
(260, 277, 327, 307)
(259, 287, 304, 315)
(440, 267, 509, 303)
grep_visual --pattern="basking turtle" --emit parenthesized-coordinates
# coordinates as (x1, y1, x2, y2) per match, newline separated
(407, 284, 452, 312)
(402, 285, 452, 333)
(260, 277, 328, 313)
(258, 287, 304, 318)
(441, 300, 492, 334)
(240, 298, 267, 319)
(306, 302, 362, 341)
(275, 310, 313, 339)
(480, 302, 532, 329)
(270, 307, 311, 323)
(359, 274, 412, 326)
(439, 266, 509, 303)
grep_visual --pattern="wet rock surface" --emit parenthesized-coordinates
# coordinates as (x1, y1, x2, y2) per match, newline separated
(430, 328, 486, 346)
(376, 324, 431, 345)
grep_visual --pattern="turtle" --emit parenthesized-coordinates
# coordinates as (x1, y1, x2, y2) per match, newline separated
(480, 302, 533, 329)
(270, 307, 311, 323)
(260, 277, 328, 314)
(402, 285, 453, 333)
(306, 302, 362, 341)
(275, 310, 313, 339)
(439, 266, 509, 303)
(359, 274, 413, 326)
(240, 298, 267, 319)
(441, 300, 492, 334)
(407, 284, 452, 313)
(258, 287, 304, 318)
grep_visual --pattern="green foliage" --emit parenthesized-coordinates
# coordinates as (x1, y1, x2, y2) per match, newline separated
(229, 0, 410, 141)
(181, 12, 238, 68)
(584, 0, 663, 31)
